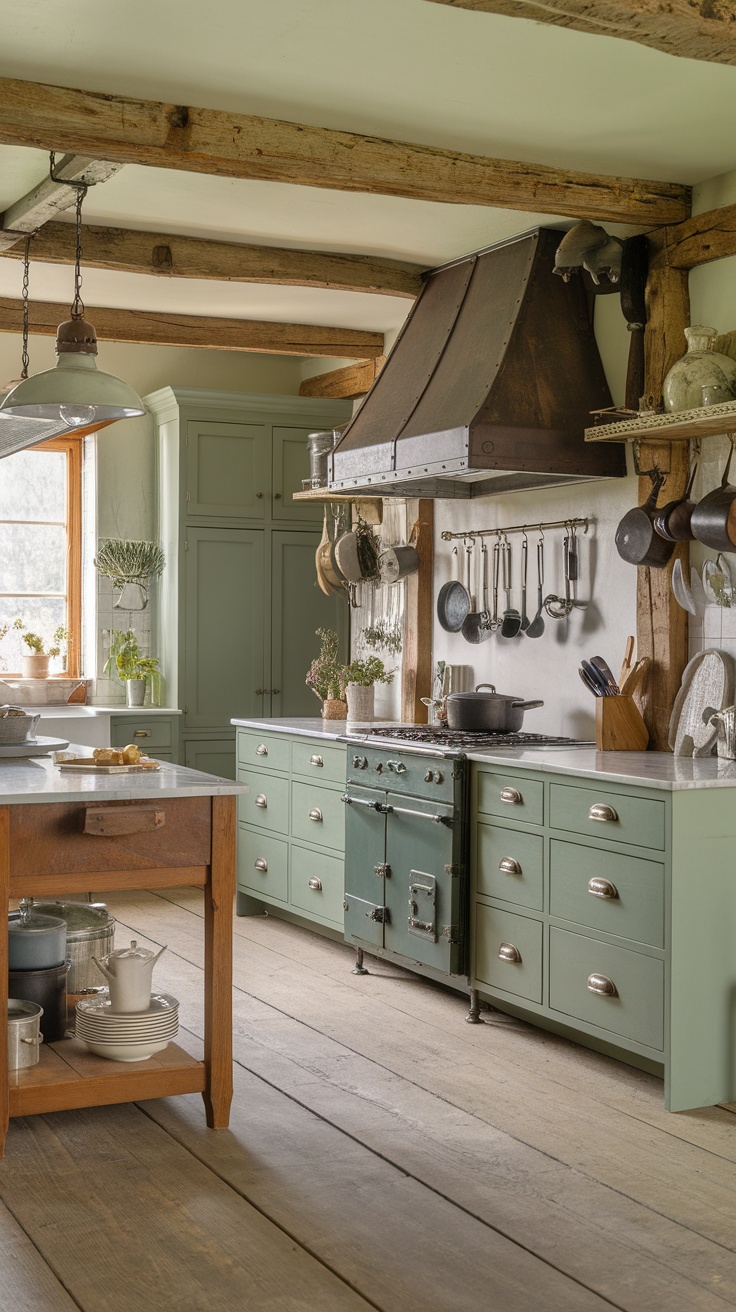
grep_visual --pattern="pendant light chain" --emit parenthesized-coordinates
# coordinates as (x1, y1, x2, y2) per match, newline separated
(20, 231, 36, 380)
(71, 185, 87, 322)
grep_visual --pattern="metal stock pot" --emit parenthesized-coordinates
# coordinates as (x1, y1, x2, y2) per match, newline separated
(33, 901, 115, 993)
(445, 684, 544, 733)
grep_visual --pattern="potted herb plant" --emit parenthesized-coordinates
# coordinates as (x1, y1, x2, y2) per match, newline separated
(12, 620, 69, 679)
(345, 655, 394, 722)
(305, 628, 348, 720)
(103, 629, 161, 707)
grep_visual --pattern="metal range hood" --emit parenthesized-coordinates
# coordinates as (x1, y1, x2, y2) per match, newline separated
(329, 228, 626, 499)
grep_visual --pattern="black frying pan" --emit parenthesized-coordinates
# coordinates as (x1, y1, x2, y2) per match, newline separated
(437, 544, 471, 633)
(615, 469, 674, 569)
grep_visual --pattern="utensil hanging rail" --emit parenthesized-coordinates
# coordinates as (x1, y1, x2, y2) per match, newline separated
(440, 517, 591, 541)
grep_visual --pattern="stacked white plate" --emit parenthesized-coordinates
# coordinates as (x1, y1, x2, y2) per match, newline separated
(76, 992, 179, 1062)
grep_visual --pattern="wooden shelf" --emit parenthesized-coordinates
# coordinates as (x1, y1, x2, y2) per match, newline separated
(9, 1036, 205, 1117)
(292, 489, 382, 507)
(585, 399, 736, 444)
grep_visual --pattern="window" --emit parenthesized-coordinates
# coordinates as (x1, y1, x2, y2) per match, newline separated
(0, 436, 82, 677)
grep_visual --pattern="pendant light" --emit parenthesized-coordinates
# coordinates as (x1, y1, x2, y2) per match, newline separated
(0, 185, 145, 426)
(0, 233, 76, 459)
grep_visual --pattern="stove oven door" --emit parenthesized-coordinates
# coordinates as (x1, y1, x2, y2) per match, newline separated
(343, 785, 388, 951)
(384, 793, 464, 975)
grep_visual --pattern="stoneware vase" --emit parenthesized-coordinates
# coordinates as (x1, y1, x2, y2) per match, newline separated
(322, 697, 347, 721)
(346, 682, 375, 722)
(663, 326, 736, 413)
(21, 653, 50, 679)
(125, 678, 146, 707)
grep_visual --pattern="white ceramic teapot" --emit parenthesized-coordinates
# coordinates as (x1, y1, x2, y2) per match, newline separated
(92, 939, 166, 1013)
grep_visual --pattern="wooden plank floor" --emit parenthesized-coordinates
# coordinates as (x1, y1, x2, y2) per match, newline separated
(2, 889, 736, 1311)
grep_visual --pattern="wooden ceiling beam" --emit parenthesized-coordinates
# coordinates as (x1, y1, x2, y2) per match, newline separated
(0, 154, 124, 254)
(0, 77, 690, 226)
(298, 356, 386, 399)
(648, 203, 736, 271)
(424, 0, 736, 67)
(1, 220, 423, 299)
(0, 297, 384, 359)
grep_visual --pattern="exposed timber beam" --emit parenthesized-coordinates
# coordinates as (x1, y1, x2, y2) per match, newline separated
(0, 155, 124, 254)
(298, 356, 386, 399)
(0, 77, 690, 227)
(424, 0, 736, 67)
(648, 203, 736, 271)
(1, 220, 423, 299)
(0, 297, 384, 359)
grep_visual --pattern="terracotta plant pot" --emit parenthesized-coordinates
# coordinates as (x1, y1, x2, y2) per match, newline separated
(21, 653, 50, 679)
(322, 698, 347, 721)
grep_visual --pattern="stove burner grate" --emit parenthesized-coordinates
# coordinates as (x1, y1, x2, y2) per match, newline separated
(365, 727, 591, 749)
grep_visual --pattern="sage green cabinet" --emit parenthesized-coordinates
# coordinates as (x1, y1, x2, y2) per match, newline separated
(150, 387, 351, 771)
(109, 715, 178, 761)
(235, 726, 346, 935)
(471, 761, 736, 1112)
(184, 737, 237, 780)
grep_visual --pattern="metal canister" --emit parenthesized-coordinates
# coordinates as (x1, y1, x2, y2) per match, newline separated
(7, 999, 44, 1070)
(33, 902, 115, 993)
(306, 430, 338, 488)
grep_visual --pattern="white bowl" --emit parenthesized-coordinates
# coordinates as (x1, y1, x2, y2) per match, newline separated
(81, 1037, 172, 1062)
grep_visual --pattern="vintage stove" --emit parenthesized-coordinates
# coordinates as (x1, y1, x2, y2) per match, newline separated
(341, 727, 593, 999)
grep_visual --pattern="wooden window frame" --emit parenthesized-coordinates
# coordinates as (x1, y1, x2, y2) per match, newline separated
(0, 435, 83, 678)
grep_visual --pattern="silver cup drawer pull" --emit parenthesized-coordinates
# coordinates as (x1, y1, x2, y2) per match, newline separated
(309, 754, 324, 767)
(588, 803, 619, 823)
(133, 729, 150, 739)
(254, 858, 268, 873)
(498, 941, 522, 963)
(499, 856, 522, 876)
(255, 794, 268, 809)
(255, 743, 269, 756)
(499, 787, 522, 805)
(308, 807, 323, 822)
(588, 877, 619, 900)
(587, 973, 618, 997)
(308, 877, 323, 891)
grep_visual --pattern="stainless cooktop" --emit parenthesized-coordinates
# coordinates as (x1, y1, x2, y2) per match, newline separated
(359, 726, 594, 751)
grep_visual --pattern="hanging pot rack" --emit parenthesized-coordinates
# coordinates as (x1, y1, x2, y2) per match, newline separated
(440, 516, 591, 542)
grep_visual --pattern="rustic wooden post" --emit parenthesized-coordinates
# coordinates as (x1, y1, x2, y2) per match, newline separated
(637, 259, 690, 750)
(401, 499, 434, 723)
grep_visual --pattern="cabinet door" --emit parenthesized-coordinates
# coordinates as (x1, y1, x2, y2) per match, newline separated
(270, 531, 348, 718)
(184, 528, 265, 730)
(184, 737, 236, 780)
(271, 427, 323, 523)
(186, 420, 269, 520)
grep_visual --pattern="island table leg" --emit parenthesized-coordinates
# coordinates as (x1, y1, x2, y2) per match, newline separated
(203, 795, 235, 1129)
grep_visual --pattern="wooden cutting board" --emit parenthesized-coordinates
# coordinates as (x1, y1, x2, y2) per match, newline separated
(668, 649, 735, 756)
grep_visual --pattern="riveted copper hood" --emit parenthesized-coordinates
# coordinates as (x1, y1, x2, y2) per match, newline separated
(330, 228, 626, 498)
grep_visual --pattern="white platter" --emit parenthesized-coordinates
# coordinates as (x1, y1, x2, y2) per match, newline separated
(0, 736, 70, 758)
(81, 1038, 172, 1062)
(77, 1025, 179, 1042)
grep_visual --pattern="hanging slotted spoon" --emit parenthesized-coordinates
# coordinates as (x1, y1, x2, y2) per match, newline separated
(526, 535, 545, 639)
(500, 537, 521, 638)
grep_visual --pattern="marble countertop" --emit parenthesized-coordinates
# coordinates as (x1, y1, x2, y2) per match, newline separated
(0, 747, 245, 805)
(28, 706, 182, 717)
(232, 718, 736, 791)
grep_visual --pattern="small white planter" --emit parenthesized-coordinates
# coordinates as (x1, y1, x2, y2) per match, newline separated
(346, 682, 375, 722)
(125, 678, 147, 707)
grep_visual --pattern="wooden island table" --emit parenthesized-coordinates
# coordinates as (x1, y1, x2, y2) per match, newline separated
(0, 753, 246, 1157)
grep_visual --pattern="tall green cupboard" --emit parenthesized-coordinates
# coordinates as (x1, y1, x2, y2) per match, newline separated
(150, 388, 350, 777)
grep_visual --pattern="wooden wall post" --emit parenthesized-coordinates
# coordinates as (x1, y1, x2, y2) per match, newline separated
(637, 260, 691, 750)
(401, 499, 434, 723)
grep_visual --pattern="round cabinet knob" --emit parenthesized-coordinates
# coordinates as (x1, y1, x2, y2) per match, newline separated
(308, 808, 323, 822)
(274, 492, 282, 500)
(255, 794, 268, 809)
(587, 877, 619, 900)
(272, 689, 280, 696)
(254, 858, 268, 873)
(500, 787, 522, 805)
(499, 856, 522, 876)
(255, 689, 265, 697)
(256, 744, 268, 756)
(310, 755, 324, 767)
(255, 491, 264, 499)
(308, 877, 323, 891)
(588, 803, 619, 823)
(497, 942, 522, 963)
(587, 973, 618, 997)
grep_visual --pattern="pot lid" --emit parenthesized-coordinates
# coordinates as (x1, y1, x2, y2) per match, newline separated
(108, 939, 155, 960)
(8, 910, 66, 934)
(446, 690, 520, 702)
(33, 902, 114, 934)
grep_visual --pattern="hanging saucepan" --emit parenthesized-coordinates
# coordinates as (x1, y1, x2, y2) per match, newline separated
(437, 543, 472, 633)
(653, 461, 699, 543)
(691, 442, 736, 552)
(615, 469, 674, 569)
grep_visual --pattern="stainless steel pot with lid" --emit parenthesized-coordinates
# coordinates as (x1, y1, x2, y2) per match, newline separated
(445, 684, 544, 733)
(33, 901, 115, 994)
(8, 900, 66, 971)
(7, 999, 44, 1070)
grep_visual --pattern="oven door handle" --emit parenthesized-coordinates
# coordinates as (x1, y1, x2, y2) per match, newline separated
(342, 794, 389, 813)
(342, 794, 452, 826)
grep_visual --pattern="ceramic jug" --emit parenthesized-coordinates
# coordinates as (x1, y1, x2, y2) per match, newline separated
(92, 939, 166, 1013)
(710, 706, 736, 760)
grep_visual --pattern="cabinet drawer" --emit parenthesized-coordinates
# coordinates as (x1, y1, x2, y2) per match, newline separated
(549, 840, 664, 948)
(476, 823, 544, 911)
(290, 843, 344, 925)
(291, 739, 345, 785)
(237, 731, 290, 773)
(236, 768, 289, 834)
(549, 927, 664, 1051)
(110, 718, 172, 750)
(237, 827, 288, 902)
(474, 905, 543, 1003)
(476, 770, 543, 827)
(549, 783, 665, 851)
(291, 781, 345, 852)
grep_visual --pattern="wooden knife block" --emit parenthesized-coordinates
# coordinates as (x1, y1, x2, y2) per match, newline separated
(595, 695, 649, 752)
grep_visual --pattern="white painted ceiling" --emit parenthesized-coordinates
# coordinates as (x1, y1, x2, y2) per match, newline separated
(1, 0, 736, 346)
